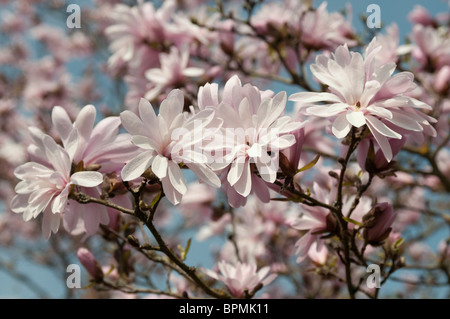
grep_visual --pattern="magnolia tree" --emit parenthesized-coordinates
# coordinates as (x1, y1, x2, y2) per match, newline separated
(0, 0, 449, 299)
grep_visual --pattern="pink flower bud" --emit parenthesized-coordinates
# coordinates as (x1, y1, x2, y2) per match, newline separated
(363, 202, 397, 245)
(408, 5, 435, 26)
(77, 247, 104, 282)
(434, 66, 450, 93)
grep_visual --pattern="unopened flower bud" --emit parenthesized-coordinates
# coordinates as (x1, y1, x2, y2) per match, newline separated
(77, 247, 104, 282)
(408, 5, 435, 26)
(434, 66, 450, 93)
(363, 202, 397, 246)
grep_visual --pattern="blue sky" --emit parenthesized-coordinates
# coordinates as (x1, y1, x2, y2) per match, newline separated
(0, 0, 448, 299)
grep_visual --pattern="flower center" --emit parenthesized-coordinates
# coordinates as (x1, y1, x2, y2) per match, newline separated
(355, 101, 361, 111)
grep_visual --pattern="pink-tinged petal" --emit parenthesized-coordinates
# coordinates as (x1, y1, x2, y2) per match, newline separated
(70, 171, 103, 187)
(121, 150, 154, 181)
(186, 163, 221, 188)
(132, 135, 158, 150)
(157, 115, 169, 145)
(386, 111, 424, 131)
(225, 181, 247, 208)
(275, 118, 306, 135)
(404, 97, 433, 111)
(51, 106, 73, 144)
(346, 111, 366, 128)
(366, 119, 393, 162)
(251, 174, 270, 203)
(372, 96, 409, 108)
(288, 91, 342, 104)
(83, 200, 109, 236)
(182, 67, 204, 77)
(89, 116, 121, 145)
(332, 113, 351, 138)
(216, 102, 242, 129)
(274, 135, 296, 150)
(255, 156, 277, 183)
(159, 89, 184, 126)
(74, 104, 96, 142)
(238, 98, 253, 128)
(161, 174, 183, 205)
(10, 194, 30, 214)
(333, 44, 351, 65)
(43, 136, 71, 177)
(227, 158, 245, 186)
(65, 129, 79, 162)
(366, 105, 393, 119)
(307, 103, 348, 117)
(365, 115, 402, 139)
(62, 204, 80, 234)
(28, 188, 54, 212)
(152, 154, 168, 179)
(234, 160, 252, 197)
(291, 212, 326, 231)
(120, 110, 147, 137)
(167, 160, 187, 195)
(294, 231, 315, 263)
(261, 273, 277, 287)
(42, 209, 61, 240)
(51, 186, 69, 214)
(375, 72, 416, 100)
(222, 75, 242, 107)
(198, 83, 219, 109)
(138, 98, 158, 131)
(201, 267, 220, 281)
(372, 62, 396, 84)
(14, 162, 51, 179)
(145, 68, 167, 84)
(257, 92, 286, 129)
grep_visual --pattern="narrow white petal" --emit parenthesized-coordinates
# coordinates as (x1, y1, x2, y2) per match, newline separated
(167, 161, 187, 195)
(121, 151, 154, 181)
(366, 121, 393, 162)
(120, 110, 147, 136)
(187, 164, 221, 188)
(288, 92, 342, 103)
(152, 154, 168, 179)
(227, 159, 245, 186)
(365, 115, 402, 139)
(346, 111, 366, 128)
(234, 160, 252, 197)
(307, 103, 348, 117)
(182, 67, 204, 77)
(70, 171, 103, 187)
(332, 113, 351, 138)
(132, 135, 158, 150)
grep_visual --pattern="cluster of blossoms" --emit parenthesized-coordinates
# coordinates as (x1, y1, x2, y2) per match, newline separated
(0, 0, 448, 299)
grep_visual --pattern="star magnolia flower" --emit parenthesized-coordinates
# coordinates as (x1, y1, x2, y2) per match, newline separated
(105, 0, 176, 70)
(50, 104, 138, 174)
(202, 260, 277, 298)
(10, 134, 103, 239)
(289, 40, 437, 162)
(47, 104, 138, 236)
(144, 46, 204, 101)
(120, 89, 221, 205)
(198, 75, 305, 207)
(290, 182, 336, 263)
